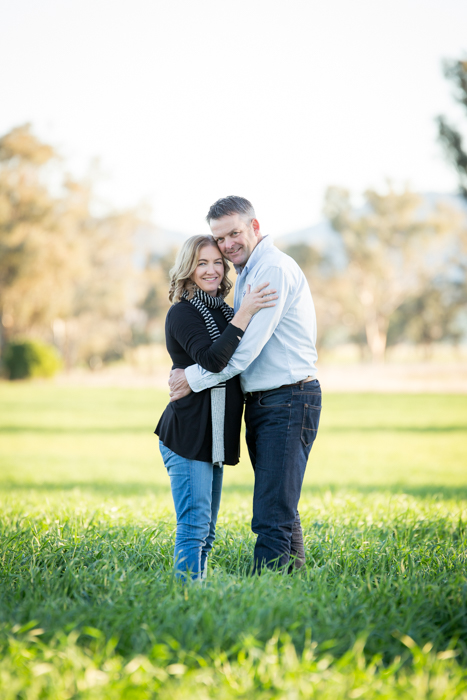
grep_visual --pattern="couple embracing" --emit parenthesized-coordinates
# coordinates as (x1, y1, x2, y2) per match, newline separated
(155, 196, 321, 579)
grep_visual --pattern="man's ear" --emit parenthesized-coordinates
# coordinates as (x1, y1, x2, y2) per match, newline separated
(251, 218, 261, 236)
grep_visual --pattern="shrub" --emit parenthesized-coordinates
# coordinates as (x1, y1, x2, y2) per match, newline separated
(3, 340, 63, 380)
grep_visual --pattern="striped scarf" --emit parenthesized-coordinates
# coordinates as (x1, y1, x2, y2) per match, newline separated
(182, 289, 234, 466)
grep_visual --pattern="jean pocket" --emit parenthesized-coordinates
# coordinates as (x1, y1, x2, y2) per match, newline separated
(258, 389, 291, 408)
(301, 404, 320, 446)
(159, 440, 174, 463)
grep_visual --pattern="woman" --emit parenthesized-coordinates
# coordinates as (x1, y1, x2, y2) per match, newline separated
(155, 235, 276, 580)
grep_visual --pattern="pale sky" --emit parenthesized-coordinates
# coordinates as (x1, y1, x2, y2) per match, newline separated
(1, 0, 466, 237)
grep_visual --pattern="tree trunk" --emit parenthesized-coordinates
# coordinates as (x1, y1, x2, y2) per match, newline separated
(364, 315, 388, 363)
(0, 307, 11, 360)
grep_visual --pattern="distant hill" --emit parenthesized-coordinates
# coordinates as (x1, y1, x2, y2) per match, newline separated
(275, 219, 340, 251)
(133, 225, 189, 267)
(275, 192, 467, 261)
(134, 193, 466, 268)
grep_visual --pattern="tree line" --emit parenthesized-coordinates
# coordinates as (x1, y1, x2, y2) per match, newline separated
(0, 124, 173, 370)
(1, 59, 466, 368)
(283, 187, 466, 361)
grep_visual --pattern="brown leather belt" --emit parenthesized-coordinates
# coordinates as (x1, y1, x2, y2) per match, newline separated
(246, 376, 316, 398)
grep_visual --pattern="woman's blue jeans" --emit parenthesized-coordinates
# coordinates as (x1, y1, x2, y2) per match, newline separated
(159, 440, 223, 581)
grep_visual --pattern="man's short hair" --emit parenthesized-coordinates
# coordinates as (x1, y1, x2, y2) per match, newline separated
(206, 196, 256, 224)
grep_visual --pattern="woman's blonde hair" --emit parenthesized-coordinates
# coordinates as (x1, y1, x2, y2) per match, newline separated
(168, 235, 233, 303)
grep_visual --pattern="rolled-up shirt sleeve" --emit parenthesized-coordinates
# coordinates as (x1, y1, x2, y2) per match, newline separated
(185, 266, 291, 392)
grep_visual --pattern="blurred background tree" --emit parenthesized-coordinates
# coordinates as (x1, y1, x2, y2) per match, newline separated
(135, 250, 175, 345)
(282, 241, 361, 352)
(294, 185, 464, 363)
(0, 125, 154, 370)
(387, 282, 465, 357)
(437, 59, 467, 199)
(0, 125, 75, 355)
(436, 56, 467, 334)
(1, 114, 466, 375)
(324, 187, 426, 361)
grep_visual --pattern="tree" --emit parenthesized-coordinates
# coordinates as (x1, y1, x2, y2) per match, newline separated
(323, 185, 460, 362)
(135, 249, 175, 344)
(388, 281, 465, 357)
(437, 59, 467, 199)
(437, 58, 467, 317)
(280, 242, 360, 351)
(0, 124, 140, 367)
(0, 125, 78, 356)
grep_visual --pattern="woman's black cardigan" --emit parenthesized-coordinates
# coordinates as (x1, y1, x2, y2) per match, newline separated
(155, 299, 245, 465)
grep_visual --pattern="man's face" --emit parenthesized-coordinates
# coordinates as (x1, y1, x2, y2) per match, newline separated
(210, 213, 261, 269)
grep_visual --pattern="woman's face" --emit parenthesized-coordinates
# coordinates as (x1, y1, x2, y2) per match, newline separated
(191, 244, 225, 297)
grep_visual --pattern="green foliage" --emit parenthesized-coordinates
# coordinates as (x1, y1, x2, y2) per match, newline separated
(323, 186, 461, 360)
(0, 124, 140, 366)
(0, 386, 466, 697)
(2, 340, 62, 380)
(437, 58, 467, 198)
(282, 242, 321, 271)
(388, 284, 465, 349)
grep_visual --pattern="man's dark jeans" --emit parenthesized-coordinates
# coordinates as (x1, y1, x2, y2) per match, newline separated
(245, 379, 322, 572)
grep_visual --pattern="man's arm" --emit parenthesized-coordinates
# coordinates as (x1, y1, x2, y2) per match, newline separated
(169, 266, 291, 399)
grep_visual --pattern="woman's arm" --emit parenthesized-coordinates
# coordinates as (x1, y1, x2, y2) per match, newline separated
(169, 305, 243, 373)
(168, 284, 277, 373)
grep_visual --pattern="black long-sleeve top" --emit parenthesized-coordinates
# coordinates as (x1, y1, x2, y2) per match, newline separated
(155, 299, 245, 465)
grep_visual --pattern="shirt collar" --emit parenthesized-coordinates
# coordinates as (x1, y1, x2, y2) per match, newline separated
(234, 235, 272, 276)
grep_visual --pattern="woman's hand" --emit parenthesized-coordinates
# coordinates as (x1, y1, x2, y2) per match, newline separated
(231, 281, 278, 331)
(240, 282, 278, 317)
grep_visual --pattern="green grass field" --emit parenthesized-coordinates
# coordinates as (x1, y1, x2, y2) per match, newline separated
(0, 383, 466, 698)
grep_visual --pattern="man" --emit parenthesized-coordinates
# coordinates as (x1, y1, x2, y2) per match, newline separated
(169, 196, 321, 572)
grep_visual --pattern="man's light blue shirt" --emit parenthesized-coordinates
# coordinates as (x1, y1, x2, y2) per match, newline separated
(185, 235, 318, 393)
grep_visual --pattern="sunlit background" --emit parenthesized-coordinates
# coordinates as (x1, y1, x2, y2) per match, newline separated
(1, 5, 467, 694)
(2, 0, 466, 233)
(1, 0, 466, 379)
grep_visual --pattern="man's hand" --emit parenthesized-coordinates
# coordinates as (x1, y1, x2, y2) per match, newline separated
(168, 368, 192, 402)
